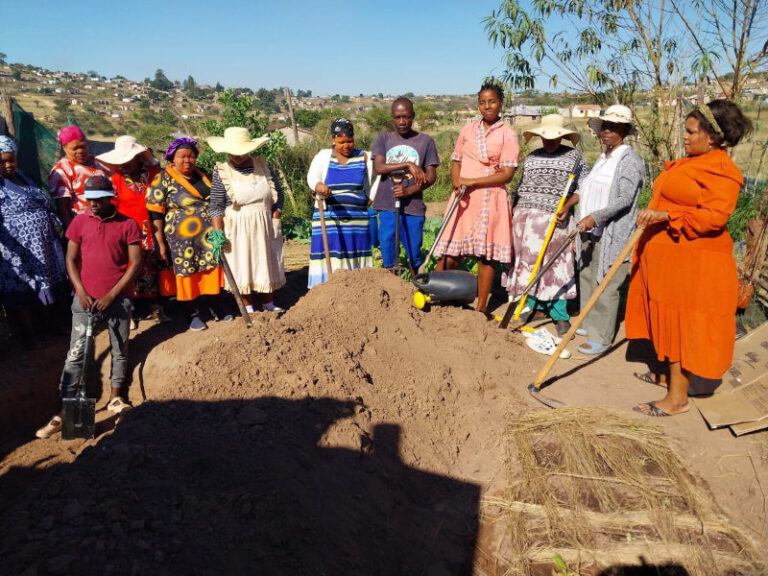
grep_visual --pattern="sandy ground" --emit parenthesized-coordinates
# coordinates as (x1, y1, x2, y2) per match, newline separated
(0, 238, 766, 575)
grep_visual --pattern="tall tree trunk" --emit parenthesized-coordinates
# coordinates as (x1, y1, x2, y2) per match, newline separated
(0, 90, 16, 138)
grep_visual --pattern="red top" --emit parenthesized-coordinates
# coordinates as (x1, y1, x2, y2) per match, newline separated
(66, 209, 141, 299)
(112, 166, 161, 250)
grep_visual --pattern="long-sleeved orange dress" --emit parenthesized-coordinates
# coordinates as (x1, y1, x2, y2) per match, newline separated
(625, 149, 743, 379)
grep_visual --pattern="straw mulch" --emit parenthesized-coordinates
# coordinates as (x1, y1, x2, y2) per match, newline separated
(484, 408, 766, 576)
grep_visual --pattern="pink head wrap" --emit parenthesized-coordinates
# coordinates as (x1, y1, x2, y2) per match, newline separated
(58, 125, 86, 146)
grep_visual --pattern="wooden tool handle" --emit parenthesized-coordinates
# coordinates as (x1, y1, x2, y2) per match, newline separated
(532, 226, 645, 388)
(316, 196, 333, 277)
(221, 254, 253, 328)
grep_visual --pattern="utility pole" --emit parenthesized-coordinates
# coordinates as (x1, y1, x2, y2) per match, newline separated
(284, 87, 298, 145)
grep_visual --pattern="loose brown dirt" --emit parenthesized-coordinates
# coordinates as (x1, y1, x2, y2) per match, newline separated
(1, 239, 766, 575)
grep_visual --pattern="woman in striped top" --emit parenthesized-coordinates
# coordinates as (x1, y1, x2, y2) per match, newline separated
(306, 118, 373, 288)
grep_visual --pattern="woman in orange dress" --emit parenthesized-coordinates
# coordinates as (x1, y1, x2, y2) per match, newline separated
(433, 82, 518, 314)
(625, 99, 752, 416)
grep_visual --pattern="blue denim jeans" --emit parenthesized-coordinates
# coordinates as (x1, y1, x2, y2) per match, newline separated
(377, 211, 425, 269)
(59, 295, 132, 398)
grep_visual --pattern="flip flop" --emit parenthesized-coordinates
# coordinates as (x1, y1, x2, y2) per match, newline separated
(577, 341, 608, 355)
(633, 401, 671, 417)
(633, 371, 669, 389)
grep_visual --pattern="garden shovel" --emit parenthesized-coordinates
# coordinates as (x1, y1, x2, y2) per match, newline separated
(61, 311, 98, 440)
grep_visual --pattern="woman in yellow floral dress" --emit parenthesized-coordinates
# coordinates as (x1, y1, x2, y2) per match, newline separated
(146, 137, 230, 331)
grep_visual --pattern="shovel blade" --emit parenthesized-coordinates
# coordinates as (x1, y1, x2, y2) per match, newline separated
(61, 396, 96, 440)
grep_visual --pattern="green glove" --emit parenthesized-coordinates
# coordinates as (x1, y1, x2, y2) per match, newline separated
(207, 229, 228, 265)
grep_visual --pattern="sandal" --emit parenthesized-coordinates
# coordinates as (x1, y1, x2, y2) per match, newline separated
(633, 371, 669, 389)
(633, 401, 670, 417)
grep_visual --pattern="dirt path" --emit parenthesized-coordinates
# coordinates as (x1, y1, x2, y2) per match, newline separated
(1, 239, 766, 574)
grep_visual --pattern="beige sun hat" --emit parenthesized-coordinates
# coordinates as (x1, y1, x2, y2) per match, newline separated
(523, 114, 580, 145)
(587, 104, 637, 137)
(96, 135, 148, 165)
(206, 127, 270, 156)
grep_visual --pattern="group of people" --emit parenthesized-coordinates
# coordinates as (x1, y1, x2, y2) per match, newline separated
(303, 84, 752, 418)
(0, 83, 753, 441)
(0, 123, 288, 438)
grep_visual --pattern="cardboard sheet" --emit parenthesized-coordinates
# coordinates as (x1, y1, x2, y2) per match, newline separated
(693, 322, 768, 435)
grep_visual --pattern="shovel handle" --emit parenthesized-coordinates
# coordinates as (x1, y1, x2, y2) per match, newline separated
(531, 226, 645, 389)
(417, 185, 466, 276)
(315, 195, 333, 278)
(220, 254, 253, 328)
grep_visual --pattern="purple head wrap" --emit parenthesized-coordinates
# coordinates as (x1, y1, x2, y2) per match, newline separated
(0, 136, 17, 155)
(164, 137, 198, 161)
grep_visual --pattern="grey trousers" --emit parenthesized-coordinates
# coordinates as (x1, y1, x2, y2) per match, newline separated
(59, 295, 133, 398)
(578, 235, 628, 346)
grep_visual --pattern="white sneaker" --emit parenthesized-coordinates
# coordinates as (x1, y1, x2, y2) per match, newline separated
(35, 415, 62, 439)
(245, 304, 255, 314)
(262, 302, 284, 312)
(107, 397, 132, 414)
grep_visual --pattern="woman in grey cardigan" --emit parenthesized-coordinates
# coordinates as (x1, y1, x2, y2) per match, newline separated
(557, 105, 644, 355)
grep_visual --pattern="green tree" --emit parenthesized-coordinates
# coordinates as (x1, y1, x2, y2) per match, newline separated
(10, 66, 21, 81)
(214, 82, 224, 93)
(294, 109, 322, 128)
(414, 102, 438, 127)
(363, 107, 392, 133)
(484, 0, 768, 164)
(0, 52, 6, 65)
(150, 69, 174, 91)
(183, 75, 196, 91)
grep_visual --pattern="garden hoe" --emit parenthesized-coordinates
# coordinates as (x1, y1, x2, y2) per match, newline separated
(525, 227, 645, 409)
(61, 311, 99, 440)
(498, 226, 581, 329)
(509, 157, 581, 322)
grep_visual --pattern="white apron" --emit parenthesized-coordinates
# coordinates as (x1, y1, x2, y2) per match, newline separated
(219, 158, 286, 294)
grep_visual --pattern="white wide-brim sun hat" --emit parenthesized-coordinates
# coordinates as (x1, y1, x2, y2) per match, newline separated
(523, 114, 580, 145)
(587, 104, 638, 137)
(96, 135, 148, 166)
(207, 127, 270, 156)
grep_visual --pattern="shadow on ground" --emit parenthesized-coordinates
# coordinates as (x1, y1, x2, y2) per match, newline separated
(0, 396, 480, 575)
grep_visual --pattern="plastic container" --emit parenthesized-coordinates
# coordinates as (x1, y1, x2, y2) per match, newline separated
(412, 270, 477, 309)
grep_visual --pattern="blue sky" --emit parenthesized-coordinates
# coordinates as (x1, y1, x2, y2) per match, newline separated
(0, 0, 516, 96)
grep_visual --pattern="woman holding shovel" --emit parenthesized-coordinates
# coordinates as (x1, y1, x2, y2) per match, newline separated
(306, 118, 373, 288)
(504, 115, 587, 336)
(433, 82, 519, 315)
(556, 105, 644, 355)
(626, 100, 752, 417)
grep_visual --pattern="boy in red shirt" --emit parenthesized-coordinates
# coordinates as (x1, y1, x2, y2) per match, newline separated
(36, 175, 142, 438)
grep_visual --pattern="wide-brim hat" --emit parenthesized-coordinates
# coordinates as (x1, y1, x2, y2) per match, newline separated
(96, 135, 148, 165)
(587, 104, 637, 137)
(523, 114, 580, 145)
(207, 127, 270, 156)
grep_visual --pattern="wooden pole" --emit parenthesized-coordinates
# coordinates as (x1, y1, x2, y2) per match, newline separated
(0, 90, 16, 138)
(284, 87, 299, 146)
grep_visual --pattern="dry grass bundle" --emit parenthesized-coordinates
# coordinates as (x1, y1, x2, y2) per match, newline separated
(486, 407, 766, 576)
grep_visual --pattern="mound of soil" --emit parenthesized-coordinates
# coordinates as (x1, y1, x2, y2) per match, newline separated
(0, 269, 534, 575)
(1, 267, 765, 575)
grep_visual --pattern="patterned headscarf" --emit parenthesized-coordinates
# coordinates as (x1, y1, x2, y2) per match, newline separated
(164, 137, 199, 161)
(58, 125, 86, 146)
(331, 118, 354, 138)
(0, 135, 17, 155)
